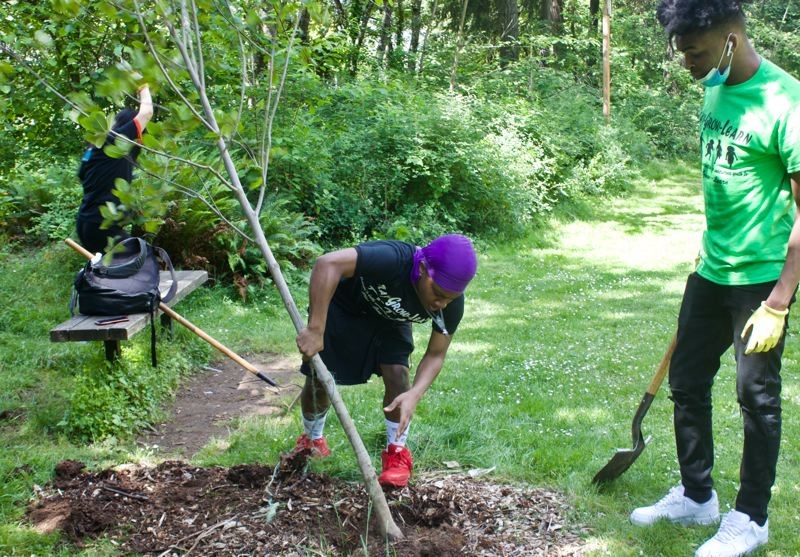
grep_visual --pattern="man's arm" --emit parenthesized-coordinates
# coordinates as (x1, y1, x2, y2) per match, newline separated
(384, 330, 452, 437)
(742, 173, 800, 354)
(296, 248, 358, 358)
(134, 84, 153, 131)
(765, 172, 800, 310)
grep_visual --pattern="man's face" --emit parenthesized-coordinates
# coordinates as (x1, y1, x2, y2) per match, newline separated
(416, 264, 461, 312)
(675, 30, 731, 81)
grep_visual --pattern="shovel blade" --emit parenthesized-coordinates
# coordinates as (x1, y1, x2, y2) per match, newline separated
(592, 434, 649, 484)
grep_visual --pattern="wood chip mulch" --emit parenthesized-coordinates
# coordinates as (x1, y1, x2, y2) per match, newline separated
(26, 458, 588, 556)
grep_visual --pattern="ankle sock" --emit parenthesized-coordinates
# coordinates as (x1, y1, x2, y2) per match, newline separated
(385, 418, 409, 447)
(302, 411, 328, 440)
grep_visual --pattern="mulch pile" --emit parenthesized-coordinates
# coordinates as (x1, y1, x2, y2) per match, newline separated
(27, 457, 588, 556)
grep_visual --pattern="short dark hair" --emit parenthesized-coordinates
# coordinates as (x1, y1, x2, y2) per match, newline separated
(656, 0, 750, 38)
(112, 107, 137, 130)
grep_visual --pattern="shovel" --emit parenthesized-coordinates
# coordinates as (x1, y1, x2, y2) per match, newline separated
(592, 332, 677, 484)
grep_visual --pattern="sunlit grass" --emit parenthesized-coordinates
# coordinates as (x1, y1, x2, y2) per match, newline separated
(3, 160, 798, 555)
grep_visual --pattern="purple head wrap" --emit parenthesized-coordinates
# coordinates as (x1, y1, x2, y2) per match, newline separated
(410, 234, 478, 293)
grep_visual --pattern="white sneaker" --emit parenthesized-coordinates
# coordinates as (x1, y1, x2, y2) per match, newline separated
(630, 485, 720, 526)
(695, 510, 768, 557)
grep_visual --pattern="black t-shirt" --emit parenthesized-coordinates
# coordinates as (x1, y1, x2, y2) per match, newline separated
(77, 119, 141, 223)
(332, 240, 465, 335)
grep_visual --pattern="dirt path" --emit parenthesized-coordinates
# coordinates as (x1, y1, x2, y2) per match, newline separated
(136, 353, 303, 457)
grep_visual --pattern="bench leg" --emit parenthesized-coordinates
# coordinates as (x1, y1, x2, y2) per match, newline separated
(104, 340, 121, 362)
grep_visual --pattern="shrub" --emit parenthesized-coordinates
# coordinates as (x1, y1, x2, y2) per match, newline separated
(61, 338, 203, 441)
(0, 157, 79, 244)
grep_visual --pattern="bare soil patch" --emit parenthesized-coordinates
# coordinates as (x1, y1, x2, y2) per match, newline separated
(27, 354, 588, 555)
(28, 458, 587, 555)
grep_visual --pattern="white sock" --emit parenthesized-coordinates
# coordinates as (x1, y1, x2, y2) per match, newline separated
(385, 418, 409, 447)
(302, 411, 328, 440)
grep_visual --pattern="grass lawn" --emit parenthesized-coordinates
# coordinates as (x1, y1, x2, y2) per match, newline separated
(2, 160, 799, 555)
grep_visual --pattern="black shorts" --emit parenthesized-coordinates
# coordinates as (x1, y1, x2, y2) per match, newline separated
(301, 302, 414, 385)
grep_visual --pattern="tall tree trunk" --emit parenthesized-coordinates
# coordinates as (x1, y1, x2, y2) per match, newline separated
(395, 0, 405, 51)
(417, 0, 438, 74)
(496, 0, 519, 63)
(540, 0, 562, 33)
(450, 0, 469, 91)
(377, 2, 394, 65)
(350, 1, 375, 75)
(298, 8, 310, 44)
(589, 0, 599, 35)
(602, 0, 610, 120)
(409, 0, 423, 71)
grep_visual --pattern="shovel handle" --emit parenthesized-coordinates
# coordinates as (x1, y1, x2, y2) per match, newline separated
(646, 332, 677, 396)
(65, 237, 94, 259)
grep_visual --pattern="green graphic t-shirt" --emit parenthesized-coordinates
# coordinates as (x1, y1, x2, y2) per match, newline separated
(696, 58, 800, 285)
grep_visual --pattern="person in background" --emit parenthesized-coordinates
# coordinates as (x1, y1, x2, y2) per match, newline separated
(76, 83, 153, 253)
(294, 234, 478, 488)
(630, 2, 800, 556)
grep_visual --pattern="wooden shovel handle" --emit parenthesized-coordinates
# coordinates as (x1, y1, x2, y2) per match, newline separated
(646, 332, 678, 396)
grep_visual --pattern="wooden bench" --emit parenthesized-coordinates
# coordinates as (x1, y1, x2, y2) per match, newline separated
(50, 270, 208, 361)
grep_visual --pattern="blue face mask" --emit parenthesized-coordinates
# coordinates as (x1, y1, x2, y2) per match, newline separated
(698, 36, 734, 88)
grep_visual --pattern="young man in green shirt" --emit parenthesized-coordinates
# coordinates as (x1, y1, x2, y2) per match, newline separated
(630, 2, 800, 556)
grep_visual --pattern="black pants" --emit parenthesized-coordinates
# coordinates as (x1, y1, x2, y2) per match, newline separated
(670, 273, 791, 525)
(76, 219, 130, 254)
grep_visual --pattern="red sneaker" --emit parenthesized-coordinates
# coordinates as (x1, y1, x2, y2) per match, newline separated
(378, 444, 413, 487)
(292, 434, 331, 459)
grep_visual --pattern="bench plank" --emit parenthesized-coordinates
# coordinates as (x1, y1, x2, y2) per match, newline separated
(50, 270, 208, 343)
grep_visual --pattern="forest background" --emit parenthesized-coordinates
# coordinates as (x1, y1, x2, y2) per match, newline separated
(2, 0, 800, 555)
(2, 0, 797, 279)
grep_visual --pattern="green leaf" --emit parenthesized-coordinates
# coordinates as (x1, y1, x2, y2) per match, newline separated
(78, 110, 110, 147)
(98, 2, 118, 19)
(103, 144, 126, 158)
(50, 0, 81, 16)
(34, 30, 53, 48)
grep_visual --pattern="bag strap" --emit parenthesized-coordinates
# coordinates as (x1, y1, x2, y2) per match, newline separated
(149, 305, 158, 367)
(155, 246, 179, 304)
(93, 237, 149, 278)
(70, 267, 88, 316)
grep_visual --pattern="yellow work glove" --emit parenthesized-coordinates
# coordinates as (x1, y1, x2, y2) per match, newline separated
(741, 301, 789, 355)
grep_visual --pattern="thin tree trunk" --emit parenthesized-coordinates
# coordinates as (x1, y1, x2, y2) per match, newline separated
(377, 2, 393, 64)
(409, 0, 422, 71)
(395, 0, 404, 53)
(450, 0, 468, 91)
(602, 0, 610, 120)
(351, 2, 375, 75)
(417, 0, 438, 74)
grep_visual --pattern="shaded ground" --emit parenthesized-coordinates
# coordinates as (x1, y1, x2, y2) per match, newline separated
(28, 354, 588, 555)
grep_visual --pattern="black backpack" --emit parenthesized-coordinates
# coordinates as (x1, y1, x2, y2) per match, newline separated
(71, 237, 178, 366)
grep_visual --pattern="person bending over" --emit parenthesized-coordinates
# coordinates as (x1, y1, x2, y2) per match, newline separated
(294, 234, 478, 488)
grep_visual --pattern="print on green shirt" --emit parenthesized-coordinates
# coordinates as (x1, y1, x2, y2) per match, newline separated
(696, 58, 800, 286)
